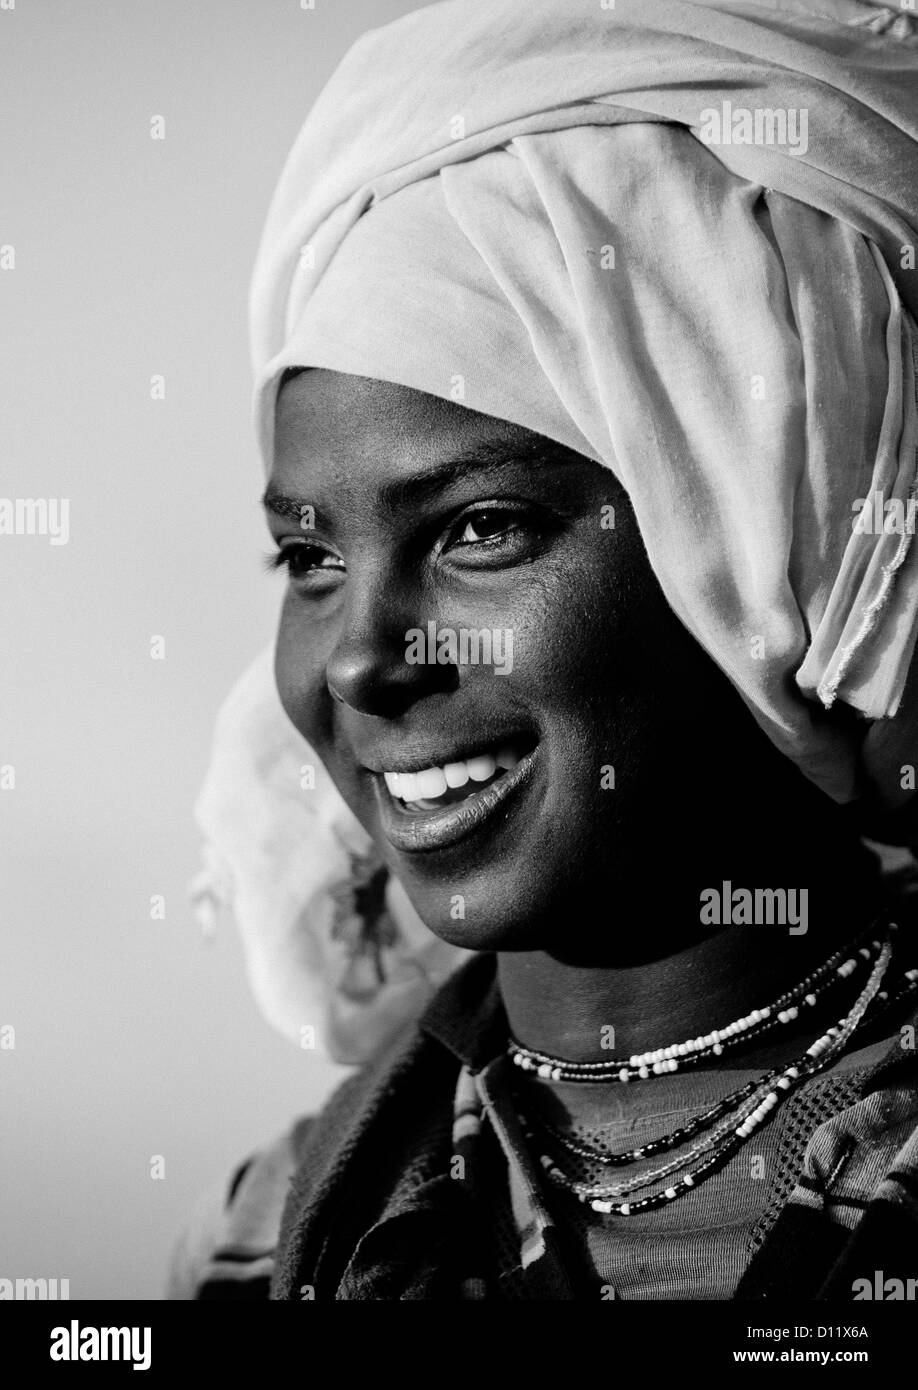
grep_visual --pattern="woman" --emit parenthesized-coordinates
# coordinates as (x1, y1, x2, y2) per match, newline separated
(172, 0, 918, 1299)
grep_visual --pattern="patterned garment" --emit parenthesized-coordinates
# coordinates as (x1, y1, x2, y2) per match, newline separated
(167, 953, 918, 1300)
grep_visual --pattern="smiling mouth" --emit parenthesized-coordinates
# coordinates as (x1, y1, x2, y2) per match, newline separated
(373, 734, 539, 853)
(382, 738, 532, 813)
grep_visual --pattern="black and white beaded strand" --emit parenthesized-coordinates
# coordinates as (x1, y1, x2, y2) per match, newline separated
(525, 1065, 787, 1168)
(509, 926, 887, 1082)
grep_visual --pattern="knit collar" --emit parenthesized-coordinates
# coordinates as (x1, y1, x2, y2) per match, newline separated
(418, 951, 505, 1070)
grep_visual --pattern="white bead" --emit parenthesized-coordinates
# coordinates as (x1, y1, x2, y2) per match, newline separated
(618, 1068, 631, 1083)
(684, 1174, 694, 1187)
(638, 1066, 650, 1079)
(619, 1203, 631, 1215)
(713, 1044, 724, 1056)
(629, 1056, 640, 1068)
(665, 1187, 677, 1199)
(551, 1067, 563, 1081)
(805, 994, 817, 1006)
(591, 1199, 613, 1214)
(538, 1063, 552, 1078)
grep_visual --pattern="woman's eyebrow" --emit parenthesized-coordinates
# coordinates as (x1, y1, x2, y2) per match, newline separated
(262, 438, 570, 522)
(261, 488, 315, 524)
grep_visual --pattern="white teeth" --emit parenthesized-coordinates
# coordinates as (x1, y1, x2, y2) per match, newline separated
(382, 744, 524, 802)
(399, 771, 420, 802)
(416, 767, 447, 799)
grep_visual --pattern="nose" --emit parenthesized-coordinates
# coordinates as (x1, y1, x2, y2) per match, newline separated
(325, 572, 454, 718)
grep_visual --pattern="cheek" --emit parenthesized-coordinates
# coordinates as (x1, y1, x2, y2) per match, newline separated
(273, 603, 331, 747)
(512, 544, 645, 706)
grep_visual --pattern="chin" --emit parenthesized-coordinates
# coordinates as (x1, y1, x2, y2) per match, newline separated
(400, 881, 557, 953)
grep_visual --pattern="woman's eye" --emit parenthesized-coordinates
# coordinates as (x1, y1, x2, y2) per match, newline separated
(452, 509, 522, 547)
(266, 542, 345, 586)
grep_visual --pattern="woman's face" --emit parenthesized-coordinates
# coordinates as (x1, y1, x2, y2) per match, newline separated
(267, 369, 753, 954)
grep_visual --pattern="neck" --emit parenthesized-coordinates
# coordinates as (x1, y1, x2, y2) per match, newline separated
(498, 854, 884, 1062)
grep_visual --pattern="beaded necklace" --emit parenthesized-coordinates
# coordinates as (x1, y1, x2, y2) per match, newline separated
(508, 923, 884, 1082)
(496, 924, 918, 1216)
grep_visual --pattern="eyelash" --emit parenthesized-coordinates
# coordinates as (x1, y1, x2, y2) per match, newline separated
(261, 544, 341, 580)
(449, 505, 525, 549)
(264, 504, 533, 583)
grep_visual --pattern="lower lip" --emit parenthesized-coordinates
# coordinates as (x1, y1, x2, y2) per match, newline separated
(374, 748, 538, 854)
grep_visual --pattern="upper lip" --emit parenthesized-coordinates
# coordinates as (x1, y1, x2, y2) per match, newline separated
(359, 731, 534, 775)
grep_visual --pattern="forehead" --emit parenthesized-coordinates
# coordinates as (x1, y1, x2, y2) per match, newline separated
(271, 368, 546, 491)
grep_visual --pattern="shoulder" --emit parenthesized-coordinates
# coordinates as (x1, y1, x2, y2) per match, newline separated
(166, 958, 496, 1299)
(165, 1018, 424, 1300)
(165, 1121, 311, 1300)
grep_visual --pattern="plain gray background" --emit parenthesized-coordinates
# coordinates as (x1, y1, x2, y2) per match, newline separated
(0, 0, 432, 1300)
